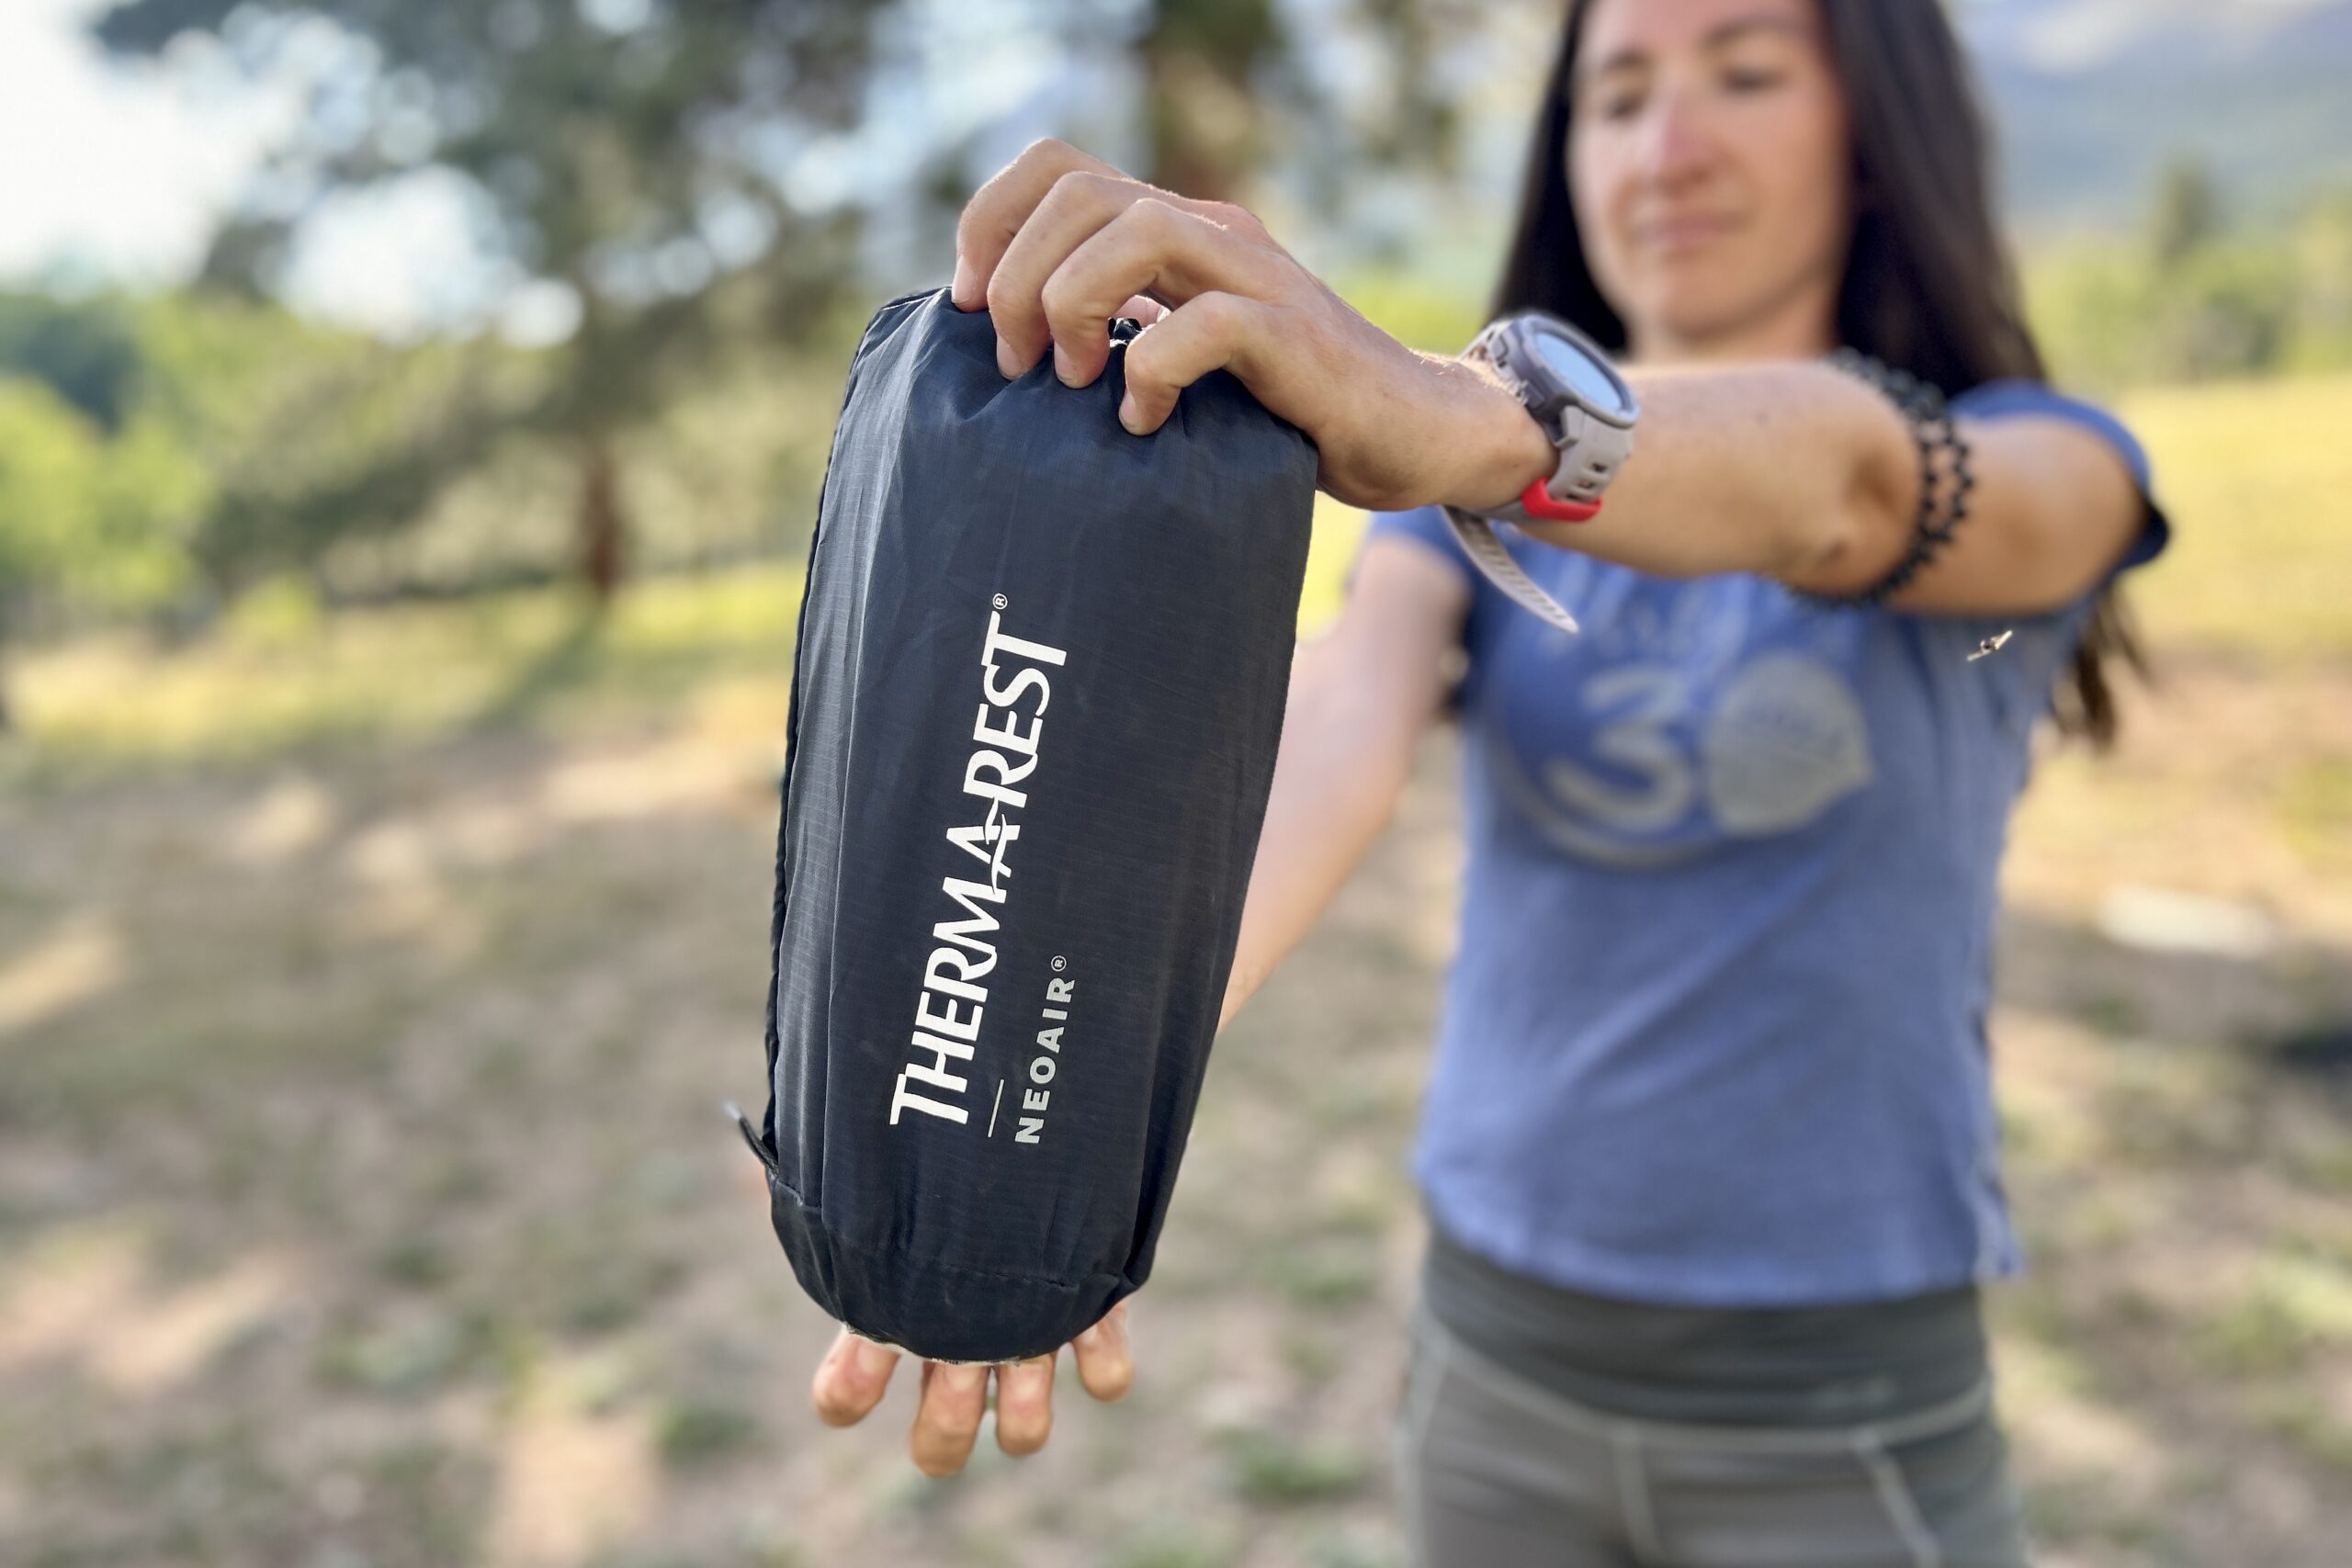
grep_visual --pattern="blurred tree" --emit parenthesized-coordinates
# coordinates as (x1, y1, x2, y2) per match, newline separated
(2150, 155, 2223, 275)
(0, 292, 144, 434)
(2286, 189, 2352, 371)
(91, 0, 1476, 603)
(2027, 166, 2352, 389)
(0, 377, 208, 728)
(0, 380, 87, 728)
(1136, 0, 1469, 212)
(137, 295, 548, 600)
(93, 0, 888, 604)
(1141, 0, 1287, 200)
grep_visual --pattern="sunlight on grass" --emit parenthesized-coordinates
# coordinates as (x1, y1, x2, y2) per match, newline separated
(0, 912, 120, 1037)
(1299, 493, 1372, 637)
(12, 565, 808, 771)
(15, 519, 1376, 775)
(2116, 371, 2352, 662)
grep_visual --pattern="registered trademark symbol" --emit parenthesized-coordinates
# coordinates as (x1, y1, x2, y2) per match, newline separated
(991, 592, 1008, 611)
(1050, 954, 1067, 972)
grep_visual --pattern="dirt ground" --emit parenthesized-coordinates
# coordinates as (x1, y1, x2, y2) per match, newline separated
(1, 642, 2347, 1568)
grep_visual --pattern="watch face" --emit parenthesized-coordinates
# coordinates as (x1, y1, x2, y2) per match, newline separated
(1530, 327, 1633, 419)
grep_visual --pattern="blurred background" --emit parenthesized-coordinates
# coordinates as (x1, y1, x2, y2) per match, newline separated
(0, 0, 2346, 1563)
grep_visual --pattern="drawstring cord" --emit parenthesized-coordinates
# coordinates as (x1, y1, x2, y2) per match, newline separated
(723, 1100, 782, 1182)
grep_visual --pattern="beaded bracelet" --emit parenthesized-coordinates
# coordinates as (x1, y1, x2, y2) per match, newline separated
(1794, 347, 1974, 610)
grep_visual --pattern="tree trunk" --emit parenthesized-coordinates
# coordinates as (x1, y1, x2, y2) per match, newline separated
(1136, 0, 1278, 203)
(577, 434, 626, 603)
(1139, 48, 1245, 202)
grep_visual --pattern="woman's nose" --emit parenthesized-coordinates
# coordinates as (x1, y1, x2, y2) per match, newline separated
(1635, 85, 1717, 189)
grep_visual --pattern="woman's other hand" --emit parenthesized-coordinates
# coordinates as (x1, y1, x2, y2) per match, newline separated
(808, 1299, 1136, 1476)
(951, 138, 1553, 515)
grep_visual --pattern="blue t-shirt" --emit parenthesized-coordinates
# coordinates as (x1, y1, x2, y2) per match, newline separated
(1360, 378, 2170, 1308)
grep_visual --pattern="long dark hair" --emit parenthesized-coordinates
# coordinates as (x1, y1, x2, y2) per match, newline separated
(1492, 0, 2143, 746)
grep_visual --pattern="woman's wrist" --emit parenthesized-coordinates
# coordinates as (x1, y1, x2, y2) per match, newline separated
(1434, 356, 1559, 514)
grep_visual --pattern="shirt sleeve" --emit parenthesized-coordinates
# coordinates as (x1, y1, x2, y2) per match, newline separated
(1950, 378, 2172, 590)
(1912, 378, 2172, 731)
(1350, 503, 1476, 594)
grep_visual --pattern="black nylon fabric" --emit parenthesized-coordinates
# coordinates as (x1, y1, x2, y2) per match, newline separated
(749, 285, 1317, 1363)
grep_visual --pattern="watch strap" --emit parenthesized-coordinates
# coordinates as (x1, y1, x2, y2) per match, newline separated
(1441, 505, 1581, 636)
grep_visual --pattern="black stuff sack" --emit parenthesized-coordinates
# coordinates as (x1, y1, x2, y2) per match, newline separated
(734, 285, 1318, 1364)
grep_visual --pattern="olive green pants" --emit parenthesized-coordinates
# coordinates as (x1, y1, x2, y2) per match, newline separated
(1394, 1301, 2033, 1568)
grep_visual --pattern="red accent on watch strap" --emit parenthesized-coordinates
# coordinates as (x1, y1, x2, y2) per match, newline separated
(1519, 480, 1602, 523)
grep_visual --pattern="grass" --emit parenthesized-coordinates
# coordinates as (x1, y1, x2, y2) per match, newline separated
(653, 1399, 765, 1472)
(6, 564, 808, 773)
(1222, 1430, 1375, 1505)
(2114, 371, 2352, 663)
(7, 496, 1374, 779)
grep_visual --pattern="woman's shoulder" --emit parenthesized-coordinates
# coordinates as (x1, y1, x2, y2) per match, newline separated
(1950, 377, 2158, 503)
(1949, 375, 2172, 586)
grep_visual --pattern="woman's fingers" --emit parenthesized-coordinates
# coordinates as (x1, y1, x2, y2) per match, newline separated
(992, 1352, 1057, 1457)
(913, 1300, 1129, 1472)
(909, 1360, 992, 1476)
(1071, 1299, 1136, 1403)
(1038, 198, 1279, 390)
(955, 138, 1271, 390)
(945, 138, 1480, 511)
(1116, 289, 1269, 434)
(814, 1302, 1134, 1474)
(809, 1329, 901, 1427)
(952, 138, 1130, 312)
(995, 184, 1239, 387)
(986, 168, 1155, 379)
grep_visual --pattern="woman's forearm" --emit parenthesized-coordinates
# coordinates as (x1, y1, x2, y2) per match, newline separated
(1469, 359, 1917, 585)
(1216, 624, 1432, 1031)
(1216, 638, 1411, 1028)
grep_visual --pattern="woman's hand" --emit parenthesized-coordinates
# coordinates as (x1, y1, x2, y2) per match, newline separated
(952, 139, 1553, 515)
(808, 1300, 1136, 1476)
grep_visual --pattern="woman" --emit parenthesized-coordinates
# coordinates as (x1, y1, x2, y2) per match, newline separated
(808, 0, 2169, 1561)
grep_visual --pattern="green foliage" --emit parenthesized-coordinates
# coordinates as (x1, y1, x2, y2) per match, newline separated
(653, 1398, 764, 1471)
(8, 562, 807, 769)
(2029, 166, 2352, 389)
(133, 290, 553, 593)
(2149, 157, 2224, 275)
(1220, 1427, 1372, 1504)
(1327, 265, 1487, 355)
(0, 290, 143, 431)
(0, 285, 558, 662)
(2114, 371, 2352, 663)
(2281, 190, 2352, 372)
(94, 0, 883, 400)
(0, 378, 97, 592)
(85, 0, 897, 596)
(74, 0, 1476, 604)
(0, 376, 206, 630)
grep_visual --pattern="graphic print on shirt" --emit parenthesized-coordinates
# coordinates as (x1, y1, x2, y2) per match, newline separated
(1476, 555, 1876, 867)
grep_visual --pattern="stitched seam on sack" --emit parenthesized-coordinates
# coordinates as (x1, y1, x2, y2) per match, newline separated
(808, 291, 938, 1206)
(766, 1172, 1125, 1292)
(773, 290, 927, 1176)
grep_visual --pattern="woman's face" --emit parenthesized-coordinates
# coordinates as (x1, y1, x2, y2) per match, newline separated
(1568, 0, 1855, 359)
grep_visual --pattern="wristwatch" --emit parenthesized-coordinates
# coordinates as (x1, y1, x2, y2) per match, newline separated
(1439, 310, 1639, 635)
(1464, 310, 1639, 524)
